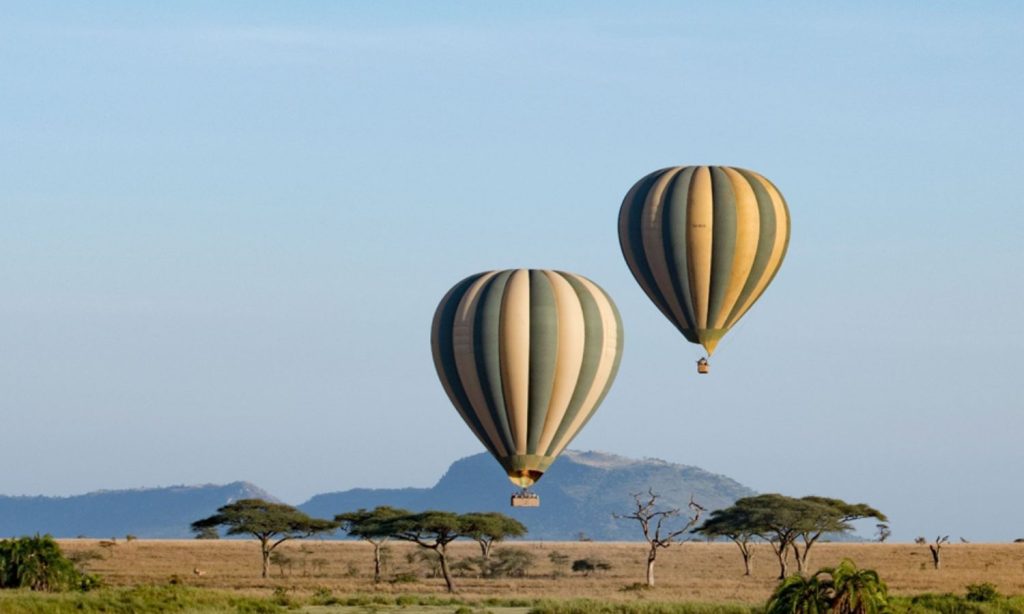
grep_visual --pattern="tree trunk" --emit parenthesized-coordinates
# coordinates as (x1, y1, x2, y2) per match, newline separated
(646, 551, 657, 587)
(261, 541, 271, 579)
(437, 545, 456, 593)
(773, 546, 788, 580)
(373, 542, 382, 583)
(479, 539, 492, 560)
(930, 546, 941, 570)
(733, 539, 753, 576)
(790, 542, 805, 573)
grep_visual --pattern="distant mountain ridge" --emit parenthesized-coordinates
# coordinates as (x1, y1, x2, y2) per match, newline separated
(302, 450, 756, 540)
(0, 481, 276, 539)
(0, 451, 755, 540)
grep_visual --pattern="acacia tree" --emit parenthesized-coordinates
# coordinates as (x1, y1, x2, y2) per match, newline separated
(336, 506, 410, 583)
(695, 507, 760, 576)
(792, 497, 887, 572)
(614, 489, 704, 587)
(379, 511, 463, 593)
(730, 494, 814, 579)
(709, 494, 884, 578)
(191, 499, 337, 578)
(460, 512, 527, 561)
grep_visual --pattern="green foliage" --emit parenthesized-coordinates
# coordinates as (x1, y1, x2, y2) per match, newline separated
(966, 583, 1002, 603)
(191, 499, 337, 541)
(335, 506, 411, 540)
(489, 547, 535, 577)
(191, 499, 337, 578)
(0, 534, 100, 592)
(193, 526, 219, 540)
(765, 559, 888, 614)
(766, 573, 831, 614)
(528, 600, 758, 614)
(892, 593, 1024, 613)
(0, 584, 283, 613)
(461, 512, 528, 545)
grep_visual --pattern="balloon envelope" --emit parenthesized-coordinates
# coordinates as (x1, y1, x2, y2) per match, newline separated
(431, 269, 624, 488)
(618, 166, 790, 356)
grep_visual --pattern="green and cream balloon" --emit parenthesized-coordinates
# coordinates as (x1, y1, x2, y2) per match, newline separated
(431, 269, 624, 488)
(619, 166, 790, 357)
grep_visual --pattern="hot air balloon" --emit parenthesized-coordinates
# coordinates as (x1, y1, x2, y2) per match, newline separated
(430, 269, 624, 506)
(618, 166, 790, 373)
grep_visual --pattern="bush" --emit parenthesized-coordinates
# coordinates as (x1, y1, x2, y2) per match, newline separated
(0, 534, 100, 592)
(966, 583, 1001, 603)
(491, 549, 536, 578)
(571, 558, 612, 576)
(390, 572, 419, 583)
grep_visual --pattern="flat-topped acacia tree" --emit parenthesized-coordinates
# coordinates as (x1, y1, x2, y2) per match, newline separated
(335, 506, 410, 583)
(191, 499, 337, 578)
(377, 511, 464, 593)
(695, 506, 760, 576)
(460, 512, 527, 561)
(696, 494, 887, 579)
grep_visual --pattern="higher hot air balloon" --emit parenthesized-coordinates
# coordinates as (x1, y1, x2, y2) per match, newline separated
(431, 269, 624, 507)
(618, 166, 790, 373)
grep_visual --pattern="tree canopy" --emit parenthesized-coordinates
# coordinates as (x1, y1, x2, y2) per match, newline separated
(335, 506, 410, 582)
(696, 494, 886, 578)
(191, 499, 337, 578)
(460, 512, 528, 559)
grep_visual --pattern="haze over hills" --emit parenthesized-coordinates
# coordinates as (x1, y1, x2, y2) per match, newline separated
(302, 450, 756, 540)
(0, 481, 277, 539)
(0, 451, 755, 540)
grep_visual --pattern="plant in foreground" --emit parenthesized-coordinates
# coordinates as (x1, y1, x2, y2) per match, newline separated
(765, 559, 888, 614)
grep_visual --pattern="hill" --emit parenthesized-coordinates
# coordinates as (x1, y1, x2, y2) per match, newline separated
(0, 481, 276, 539)
(0, 451, 755, 540)
(300, 450, 756, 540)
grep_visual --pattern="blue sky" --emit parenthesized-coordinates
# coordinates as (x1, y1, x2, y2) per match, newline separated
(1, 2, 1022, 541)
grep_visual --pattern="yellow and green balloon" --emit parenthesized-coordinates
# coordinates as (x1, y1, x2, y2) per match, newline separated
(618, 166, 790, 357)
(430, 269, 623, 488)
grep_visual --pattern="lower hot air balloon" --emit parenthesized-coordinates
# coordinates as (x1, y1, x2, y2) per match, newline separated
(618, 166, 790, 374)
(430, 269, 624, 506)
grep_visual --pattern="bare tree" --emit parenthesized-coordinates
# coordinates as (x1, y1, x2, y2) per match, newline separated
(875, 523, 891, 543)
(915, 535, 949, 569)
(614, 489, 703, 587)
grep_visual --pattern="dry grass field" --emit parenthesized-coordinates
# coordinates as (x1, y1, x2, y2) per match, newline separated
(57, 539, 1024, 605)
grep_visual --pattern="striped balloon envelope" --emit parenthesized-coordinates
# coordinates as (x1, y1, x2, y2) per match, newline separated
(431, 269, 624, 489)
(618, 166, 790, 359)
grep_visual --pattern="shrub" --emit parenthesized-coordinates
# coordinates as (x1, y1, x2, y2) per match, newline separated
(0, 534, 100, 592)
(310, 587, 338, 606)
(766, 559, 887, 614)
(491, 548, 536, 578)
(965, 582, 1001, 603)
(571, 558, 612, 576)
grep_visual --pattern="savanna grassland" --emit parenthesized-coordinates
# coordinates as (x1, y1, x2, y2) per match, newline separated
(54, 539, 1024, 604)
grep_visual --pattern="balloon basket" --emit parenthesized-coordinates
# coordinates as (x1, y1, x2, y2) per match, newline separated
(697, 359, 709, 374)
(511, 491, 540, 507)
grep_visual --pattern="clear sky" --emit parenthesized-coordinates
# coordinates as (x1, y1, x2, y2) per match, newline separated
(2, 2, 1022, 542)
